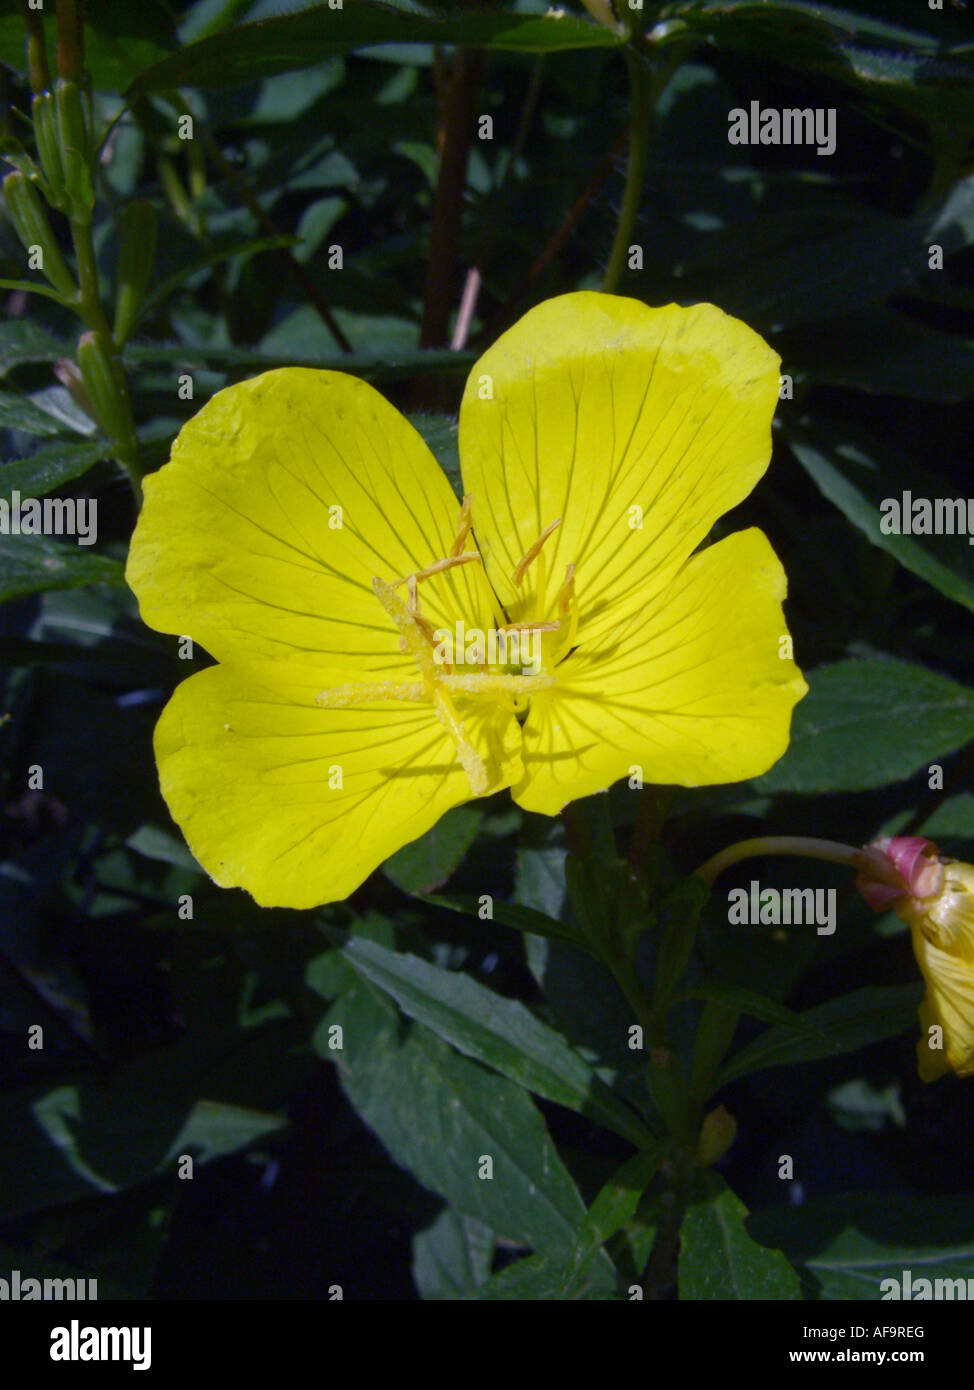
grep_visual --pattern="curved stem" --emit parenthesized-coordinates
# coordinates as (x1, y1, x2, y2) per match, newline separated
(602, 46, 653, 294)
(694, 835, 863, 887)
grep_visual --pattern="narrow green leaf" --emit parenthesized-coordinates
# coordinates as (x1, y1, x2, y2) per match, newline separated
(674, 981, 801, 1028)
(425, 891, 591, 955)
(138, 234, 297, 319)
(0, 536, 123, 602)
(128, 8, 621, 94)
(0, 391, 83, 438)
(0, 322, 68, 375)
(342, 935, 652, 1147)
(122, 341, 473, 382)
(785, 417, 974, 616)
(750, 1192, 974, 1300)
(717, 984, 923, 1087)
(0, 278, 71, 305)
(1, 439, 106, 501)
(561, 1145, 665, 1295)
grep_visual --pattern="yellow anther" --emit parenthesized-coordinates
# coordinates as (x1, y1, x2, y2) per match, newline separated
(512, 517, 562, 588)
(433, 686, 488, 795)
(553, 562, 579, 659)
(316, 681, 426, 707)
(372, 576, 437, 684)
(391, 551, 481, 588)
(500, 620, 561, 635)
(450, 495, 473, 557)
(440, 673, 555, 695)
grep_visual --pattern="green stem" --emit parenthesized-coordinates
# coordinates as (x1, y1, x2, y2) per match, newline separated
(694, 835, 863, 887)
(19, 0, 50, 92)
(641, 1145, 693, 1298)
(70, 215, 144, 501)
(627, 784, 673, 877)
(613, 957, 663, 1049)
(56, 0, 84, 83)
(602, 46, 653, 295)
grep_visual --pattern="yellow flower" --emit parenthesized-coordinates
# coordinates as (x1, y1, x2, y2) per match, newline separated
(858, 837, 974, 1080)
(126, 292, 806, 907)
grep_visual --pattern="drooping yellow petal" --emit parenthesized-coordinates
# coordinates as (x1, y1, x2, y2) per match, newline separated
(512, 528, 807, 814)
(126, 368, 489, 671)
(913, 931, 974, 1080)
(154, 661, 523, 908)
(459, 292, 781, 641)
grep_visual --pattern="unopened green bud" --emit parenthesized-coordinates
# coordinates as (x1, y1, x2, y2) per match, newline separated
(2, 171, 76, 299)
(77, 332, 127, 445)
(696, 1105, 737, 1168)
(114, 200, 158, 343)
(32, 92, 68, 211)
(55, 79, 94, 218)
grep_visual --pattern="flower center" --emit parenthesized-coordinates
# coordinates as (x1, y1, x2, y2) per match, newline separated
(315, 497, 578, 794)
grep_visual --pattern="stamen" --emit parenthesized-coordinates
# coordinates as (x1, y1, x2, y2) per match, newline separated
(500, 620, 561, 635)
(554, 562, 579, 657)
(440, 673, 555, 695)
(391, 552, 481, 587)
(512, 518, 562, 588)
(450, 495, 473, 557)
(433, 686, 488, 795)
(316, 681, 426, 707)
(372, 577, 437, 683)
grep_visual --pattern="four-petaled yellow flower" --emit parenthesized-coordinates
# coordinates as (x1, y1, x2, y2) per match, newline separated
(126, 292, 807, 907)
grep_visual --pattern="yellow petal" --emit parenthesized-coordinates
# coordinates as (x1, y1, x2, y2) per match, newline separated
(913, 929, 974, 1079)
(459, 292, 781, 643)
(154, 662, 522, 909)
(513, 529, 807, 814)
(127, 369, 488, 671)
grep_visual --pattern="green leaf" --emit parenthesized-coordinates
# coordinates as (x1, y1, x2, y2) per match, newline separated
(679, 1175, 801, 1300)
(382, 805, 483, 894)
(128, 8, 621, 94)
(0, 321, 68, 376)
(123, 341, 473, 383)
(786, 306, 974, 402)
(0, 536, 123, 602)
(0, 1, 176, 90)
(470, 1250, 622, 1301)
(138, 234, 298, 320)
(342, 935, 652, 1147)
(754, 658, 974, 794)
(673, 981, 800, 1028)
(426, 893, 589, 953)
(0, 391, 85, 438)
(561, 1145, 665, 1295)
(750, 1192, 974, 1300)
(160, 1098, 285, 1165)
(1, 439, 106, 501)
(317, 978, 595, 1258)
(406, 413, 461, 499)
(785, 416, 974, 616)
(411, 1208, 494, 1301)
(717, 984, 923, 1087)
(0, 279, 72, 306)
